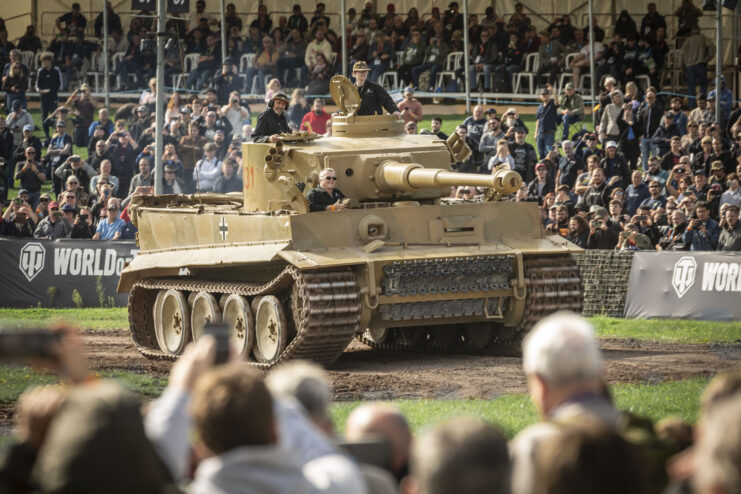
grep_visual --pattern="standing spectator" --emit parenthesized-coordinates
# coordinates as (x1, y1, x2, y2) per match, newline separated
(221, 92, 250, 137)
(93, 200, 125, 240)
(179, 122, 208, 192)
(617, 107, 641, 170)
(288, 4, 309, 34)
(566, 215, 589, 247)
(535, 89, 558, 160)
(614, 10, 638, 39)
(88, 108, 114, 139)
(411, 35, 448, 90)
(212, 157, 242, 193)
(675, 0, 703, 37)
(718, 205, 741, 250)
(94, 2, 122, 38)
(1, 201, 36, 237)
(683, 200, 720, 250)
(583, 167, 611, 209)
(461, 105, 488, 171)
(668, 97, 689, 136)
(162, 163, 186, 194)
(479, 117, 506, 165)
(640, 3, 666, 38)
(187, 0, 213, 32)
(487, 140, 515, 172)
(56, 2, 87, 35)
(193, 142, 222, 192)
(707, 75, 734, 128)
(55, 155, 93, 195)
(2, 62, 28, 111)
(558, 83, 583, 140)
(0, 121, 13, 195)
(33, 201, 72, 239)
(128, 158, 154, 196)
(556, 141, 582, 187)
(661, 136, 687, 172)
(637, 91, 664, 168)
(129, 106, 152, 143)
(625, 171, 651, 216)
(681, 26, 714, 109)
(398, 88, 423, 126)
(509, 126, 538, 183)
(46, 121, 73, 196)
(599, 89, 624, 145)
(36, 51, 64, 141)
(108, 131, 138, 197)
(653, 113, 681, 159)
(300, 98, 331, 135)
(65, 85, 98, 147)
(5, 101, 34, 148)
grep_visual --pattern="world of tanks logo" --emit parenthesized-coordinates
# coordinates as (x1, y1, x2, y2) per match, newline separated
(672, 256, 697, 299)
(19, 242, 46, 282)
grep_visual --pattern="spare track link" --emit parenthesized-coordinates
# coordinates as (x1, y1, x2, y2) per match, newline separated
(358, 254, 583, 354)
(128, 266, 362, 368)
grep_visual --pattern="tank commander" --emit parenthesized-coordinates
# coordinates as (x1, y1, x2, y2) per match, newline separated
(252, 92, 291, 143)
(352, 61, 401, 118)
(307, 168, 347, 212)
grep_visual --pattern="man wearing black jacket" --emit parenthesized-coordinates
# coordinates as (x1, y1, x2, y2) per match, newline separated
(35, 53, 63, 139)
(352, 61, 400, 117)
(636, 91, 663, 169)
(468, 31, 500, 91)
(252, 92, 291, 143)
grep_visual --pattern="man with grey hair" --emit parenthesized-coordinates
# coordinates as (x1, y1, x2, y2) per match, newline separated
(556, 139, 582, 187)
(693, 393, 741, 494)
(402, 417, 510, 494)
(307, 168, 347, 212)
(266, 360, 333, 435)
(510, 311, 619, 494)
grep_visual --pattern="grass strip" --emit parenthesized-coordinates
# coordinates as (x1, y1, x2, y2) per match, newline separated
(591, 316, 741, 344)
(0, 308, 129, 331)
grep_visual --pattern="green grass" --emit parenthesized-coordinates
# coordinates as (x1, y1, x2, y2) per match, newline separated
(0, 364, 707, 441)
(331, 377, 707, 438)
(0, 308, 128, 330)
(592, 316, 741, 344)
(1, 309, 737, 345)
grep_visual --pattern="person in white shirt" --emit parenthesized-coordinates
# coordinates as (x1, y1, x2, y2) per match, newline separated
(193, 142, 222, 192)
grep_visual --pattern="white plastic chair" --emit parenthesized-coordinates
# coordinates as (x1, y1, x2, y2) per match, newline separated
(435, 52, 463, 91)
(172, 53, 200, 91)
(557, 52, 579, 93)
(87, 53, 105, 92)
(513, 53, 538, 94)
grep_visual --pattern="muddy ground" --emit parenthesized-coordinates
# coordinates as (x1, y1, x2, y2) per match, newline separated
(81, 330, 741, 401)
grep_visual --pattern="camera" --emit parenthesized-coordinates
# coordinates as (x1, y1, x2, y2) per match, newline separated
(675, 168, 684, 174)
(590, 219, 602, 228)
(636, 215, 647, 221)
(79, 213, 88, 221)
(13, 197, 22, 205)
(0, 329, 63, 360)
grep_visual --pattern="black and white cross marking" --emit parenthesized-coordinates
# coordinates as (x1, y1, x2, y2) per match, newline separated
(218, 217, 229, 241)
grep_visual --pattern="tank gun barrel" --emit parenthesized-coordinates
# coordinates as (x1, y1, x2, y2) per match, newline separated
(375, 161, 522, 195)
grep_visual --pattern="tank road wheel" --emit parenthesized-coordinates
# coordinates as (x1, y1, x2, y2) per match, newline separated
(464, 323, 493, 350)
(190, 292, 221, 342)
(254, 295, 288, 364)
(366, 326, 389, 344)
(222, 294, 255, 358)
(154, 289, 191, 356)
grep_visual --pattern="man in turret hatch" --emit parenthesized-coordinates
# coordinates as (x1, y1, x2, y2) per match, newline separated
(252, 92, 291, 143)
(352, 61, 401, 117)
(307, 168, 347, 212)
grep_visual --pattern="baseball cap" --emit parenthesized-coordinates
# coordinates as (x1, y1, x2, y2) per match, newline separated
(540, 87, 550, 94)
(352, 61, 371, 72)
(403, 87, 414, 94)
(61, 204, 75, 212)
(585, 133, 596, 140)
(695, 169, 707, 176)
(18, 188, 29, 195)
(137, 105, 149, 113)
(711, 160, 724, 171)
(565, 82, 574, 90)
(22, 124, 34, 132)
(485, 108, 497, 115)
(514, 126, 527, 133)
(606, 141, 617, 149)
(589, 205, 608, 218)
(535, 162, 547, 171)
(49, 201, 59, 209)
(11, 100, 21, 110)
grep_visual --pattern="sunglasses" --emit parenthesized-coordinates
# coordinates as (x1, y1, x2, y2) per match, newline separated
(324, 176, 337, 180)
(40, 198, 50, 202)
(27, 151, 36, 154)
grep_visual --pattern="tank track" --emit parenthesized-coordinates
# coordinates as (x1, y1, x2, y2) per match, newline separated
(128, 267, 361, 368)
(359, 254, 583, 355)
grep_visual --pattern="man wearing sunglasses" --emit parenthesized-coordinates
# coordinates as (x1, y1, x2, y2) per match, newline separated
(307, 168, 347, 212)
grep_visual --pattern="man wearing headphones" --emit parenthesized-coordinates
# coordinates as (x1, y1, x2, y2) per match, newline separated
(252, 92, 291, 143)
(352, 61, 401, 117)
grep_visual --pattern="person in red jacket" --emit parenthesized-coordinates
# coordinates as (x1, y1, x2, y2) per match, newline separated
(300, 98, 331, 135)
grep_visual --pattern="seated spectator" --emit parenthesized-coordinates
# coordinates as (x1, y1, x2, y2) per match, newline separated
(689, 94, 714, 126)
(56, 2, 86, 35)
(2, 61, 29, 111)
(34, 201, 72, 239)
(17, 25, 42, 53)
(411, 35, 448, 89)
(403, 418, 509, 494)
(306, 53, 333, 96)
(718, 204, 741, 251)
(508, 126, 537, 183)
(657, 209, 689, 250)
(212, 157, 242, 193)
(510, 313, 621, 494)
(187, 33, 220, 90)
(300, 98, 331, 135)
(93, 199, 124, 240)
(245, 36, 278, 94)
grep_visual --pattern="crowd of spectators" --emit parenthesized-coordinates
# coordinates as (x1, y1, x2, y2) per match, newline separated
(1, 312, 740, 494)
(0, 0, 737, 101)
(445, 81, 741, 251)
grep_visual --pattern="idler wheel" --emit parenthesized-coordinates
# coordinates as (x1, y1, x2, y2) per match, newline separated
(464, 323, 493, 349)
(154, 289, 191, 355)
(222, 294, 255, 358)
(254, 295, 288, 364)
(190, 292, 222, 342)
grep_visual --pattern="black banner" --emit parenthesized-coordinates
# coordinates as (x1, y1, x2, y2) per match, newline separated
(0, 238, 137, 308)
(624, 251, 741, 321)
(131, 0, 190, 14)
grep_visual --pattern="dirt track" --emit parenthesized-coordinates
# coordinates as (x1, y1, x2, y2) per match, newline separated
(83, 330, 741, 401)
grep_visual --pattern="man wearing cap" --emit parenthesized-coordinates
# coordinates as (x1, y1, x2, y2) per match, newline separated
(404, 121, 418, 135)
(5, 101, 34, 148)
(129, 106, 152, 143)
(558, 83, 583, 140)
(93, 199, 125, 240)
(718, 205, 741, 251)
(398, 88, 423, 126)
(508, 126, 538, 183)
(36, 52, 64, 140)
(162, 163, 186, 194)
(33, 200, 72, 239)
(352, 61, 400, 118)
(252, 92, 291, 143)
(443, 2, 464, 33)
(300, 98, 331, 135)
(527, 162, 555, 204)
(535, 88, 558, 160)
(55, 154, 94, 194)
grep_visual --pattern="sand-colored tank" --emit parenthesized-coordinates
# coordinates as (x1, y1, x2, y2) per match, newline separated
(119, 76, 582, 368)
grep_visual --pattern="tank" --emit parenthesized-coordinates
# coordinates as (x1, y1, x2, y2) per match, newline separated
(119, 75, 583, 368)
